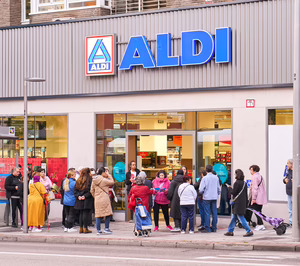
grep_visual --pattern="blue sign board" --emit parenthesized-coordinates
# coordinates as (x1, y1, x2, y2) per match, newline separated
(214, 163, 228, 184)
(114, 162, 126, 182)
(120, 27, 232, 70)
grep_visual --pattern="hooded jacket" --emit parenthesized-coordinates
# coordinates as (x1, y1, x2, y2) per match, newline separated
(152, 177, 170, 205)
(91, 175, 115, 218)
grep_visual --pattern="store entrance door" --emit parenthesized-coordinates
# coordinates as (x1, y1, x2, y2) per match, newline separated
(125, 131, 196, 220)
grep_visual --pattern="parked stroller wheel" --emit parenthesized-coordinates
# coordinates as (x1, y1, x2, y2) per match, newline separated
(134, 232, 138, 237)
(274, 224, 286, 235)
(238, 223, 243, 229)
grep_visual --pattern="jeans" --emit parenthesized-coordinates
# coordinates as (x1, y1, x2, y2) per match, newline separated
(228, 214, 251, 233)
(198, 198, 205, 226)
(180, 205, 195, 232)
(96, 216, 111, 231)
(202, 200, 218, 232)
(153, 203, 170, 227)
(288, 195, 293, 225)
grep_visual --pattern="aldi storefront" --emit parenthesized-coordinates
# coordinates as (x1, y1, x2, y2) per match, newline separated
(0, 0, 294, 220)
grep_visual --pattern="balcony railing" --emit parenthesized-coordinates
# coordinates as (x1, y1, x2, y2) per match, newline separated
(111, 0, 167, 14)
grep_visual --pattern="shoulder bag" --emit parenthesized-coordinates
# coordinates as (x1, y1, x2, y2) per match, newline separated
(230, 182, 246, 206)
(33, 183, 46, 205)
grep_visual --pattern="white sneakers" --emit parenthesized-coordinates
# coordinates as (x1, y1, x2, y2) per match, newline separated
(64, 227, 68, 232)
(172, 227, 181, 232)
(32, 227, 42, 233)
(67, 228, 77, 233)
(254, 225, 266, 231)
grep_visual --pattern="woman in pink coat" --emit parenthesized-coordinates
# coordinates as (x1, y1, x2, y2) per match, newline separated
(152, 170, 173, 232)
(245, 165, 267, 231)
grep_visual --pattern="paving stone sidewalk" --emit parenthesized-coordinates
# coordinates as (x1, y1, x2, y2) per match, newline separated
(0, 217, 298, 252)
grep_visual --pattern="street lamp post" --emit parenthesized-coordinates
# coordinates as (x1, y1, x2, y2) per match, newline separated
(293, 0, 300, 242)
(23, 77, 45, 234)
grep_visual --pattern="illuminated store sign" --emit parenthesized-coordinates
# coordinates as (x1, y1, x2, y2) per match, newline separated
(120, 27, 232, 70)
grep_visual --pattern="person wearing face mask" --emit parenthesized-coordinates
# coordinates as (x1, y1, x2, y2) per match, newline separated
(152, 170, 173, 232)
(91, 167, 115, 235)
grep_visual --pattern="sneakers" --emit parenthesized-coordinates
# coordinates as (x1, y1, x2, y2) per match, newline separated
(172, 227, 181, 232)
(224, 232, 234, 236)
(67, 228, 77, 233)
(243, 231, 254, 237)
(154, 226, 159, 232)
(189, 230, 194, 234)
(181, 230, 186, 234)
(64, 227, 68, 232)
(97, 230, 103, 235)
(103, 228, 112, 234)
(166, 225, 174, 231)
(32, 227, 42, 233)
(254, 225, 266, 231)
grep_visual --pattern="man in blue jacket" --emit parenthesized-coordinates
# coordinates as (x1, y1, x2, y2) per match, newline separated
(199, 165, 221, 233)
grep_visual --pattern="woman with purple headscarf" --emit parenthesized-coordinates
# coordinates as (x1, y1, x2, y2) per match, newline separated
(28, 175, 47, 232)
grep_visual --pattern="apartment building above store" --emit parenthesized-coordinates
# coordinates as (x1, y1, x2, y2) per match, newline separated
(0, 0, 236, 26)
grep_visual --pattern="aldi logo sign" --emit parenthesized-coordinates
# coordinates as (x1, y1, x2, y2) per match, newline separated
(86, 35, 116, 76)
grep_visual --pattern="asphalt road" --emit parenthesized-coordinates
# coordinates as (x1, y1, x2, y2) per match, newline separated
(0, 242, 299, 266)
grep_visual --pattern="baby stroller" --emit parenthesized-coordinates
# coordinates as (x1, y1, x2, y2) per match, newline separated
(244, 208, 288, 235)
(133, 198, 152, 237)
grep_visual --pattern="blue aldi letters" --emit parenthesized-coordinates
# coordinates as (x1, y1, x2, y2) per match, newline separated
(120, 27, 232, 70)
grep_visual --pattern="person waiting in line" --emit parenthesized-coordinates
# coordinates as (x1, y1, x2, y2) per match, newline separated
(178, 176, 197, 234)
(224, 169, 253, 237)
(125, 161, 140, 222)
(62, 169, 77, 233)
(194, 168, 207, 231)
(168, 169, 185, 232)
(91, 167, 115, 235)
(129, 172, 155, 213)
(245, 165, 267, 231)
(283, 159, 293, 226)
(181, 166, 189, 177)
(75, 168, 93, 234)
(199, 165, 221, 233)
(28, 176, 48, 232)
(5, 167, 23, 228)
(152, 170, 173, 232)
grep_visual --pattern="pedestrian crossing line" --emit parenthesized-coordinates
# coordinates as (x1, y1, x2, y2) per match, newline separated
(218, 255, 282, 260)
(195, 256, 273, 262)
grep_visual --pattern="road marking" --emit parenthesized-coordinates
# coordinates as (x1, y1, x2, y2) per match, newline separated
(0, 251, 296, 266)
(219, 255, 282, 259)
(195, 257, 272, 262)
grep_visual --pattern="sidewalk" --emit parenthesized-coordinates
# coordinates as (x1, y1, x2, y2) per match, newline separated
(0, 216, 298, 252)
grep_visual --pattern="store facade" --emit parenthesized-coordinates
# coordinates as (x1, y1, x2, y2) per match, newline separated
(0, 0, 294, 219)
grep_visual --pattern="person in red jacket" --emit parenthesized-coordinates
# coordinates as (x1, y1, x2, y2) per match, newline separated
(129, 172, 155, 212)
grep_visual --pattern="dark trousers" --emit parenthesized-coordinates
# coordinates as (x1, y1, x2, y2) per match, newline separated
(180, 205, 195, 231)
(245, 203, 263, 225)
(174, 218, 181, 228)
(153, 203, 170, 227)
(11, 198, 23, 226)
(79, 209, 90, 229)
(64, 205, 75, 229)
(62, 205, 66, 226)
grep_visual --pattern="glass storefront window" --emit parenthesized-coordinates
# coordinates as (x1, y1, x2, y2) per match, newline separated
(96, 114, 126, 210)
(198, 111, 232, 130)
(127, 112, 196, 130)
(268, 109, 293, 125)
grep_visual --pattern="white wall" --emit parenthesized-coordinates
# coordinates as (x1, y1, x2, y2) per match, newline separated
(68, 112, 96, 170)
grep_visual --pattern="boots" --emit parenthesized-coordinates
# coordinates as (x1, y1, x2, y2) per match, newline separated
(79, 227, 83, 234)
(83, 228, 92, 234)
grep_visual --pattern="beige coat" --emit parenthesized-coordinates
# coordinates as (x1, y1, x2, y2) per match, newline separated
(91, 175, 115, 218)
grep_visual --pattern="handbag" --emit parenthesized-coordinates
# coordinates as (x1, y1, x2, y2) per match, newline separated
(48, 190, 55, 201)
(230, 182, 246, 206)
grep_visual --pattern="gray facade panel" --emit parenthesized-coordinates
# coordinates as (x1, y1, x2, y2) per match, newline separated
(0, 0, 294, 98)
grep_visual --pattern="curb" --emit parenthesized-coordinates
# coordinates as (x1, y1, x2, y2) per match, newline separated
(0, 234, 299, 252)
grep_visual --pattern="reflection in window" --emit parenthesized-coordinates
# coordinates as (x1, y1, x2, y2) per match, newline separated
(198, 111, 232, 130)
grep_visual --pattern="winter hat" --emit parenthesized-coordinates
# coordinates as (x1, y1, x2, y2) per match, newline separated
(136, 171, 147, 185)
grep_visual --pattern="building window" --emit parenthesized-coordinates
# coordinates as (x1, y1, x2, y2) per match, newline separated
(268, 109, 293, 202)
(32, 0, 110, 14)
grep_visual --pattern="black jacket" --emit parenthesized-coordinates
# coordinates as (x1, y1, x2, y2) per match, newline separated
(5, 174, 23, 199)
(74, 177, 93, 210)
(168, 174, 184, 219)
(125, 169, 140, 194)
(230, 180, 248, 216)
(283, 169, 293, 196)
